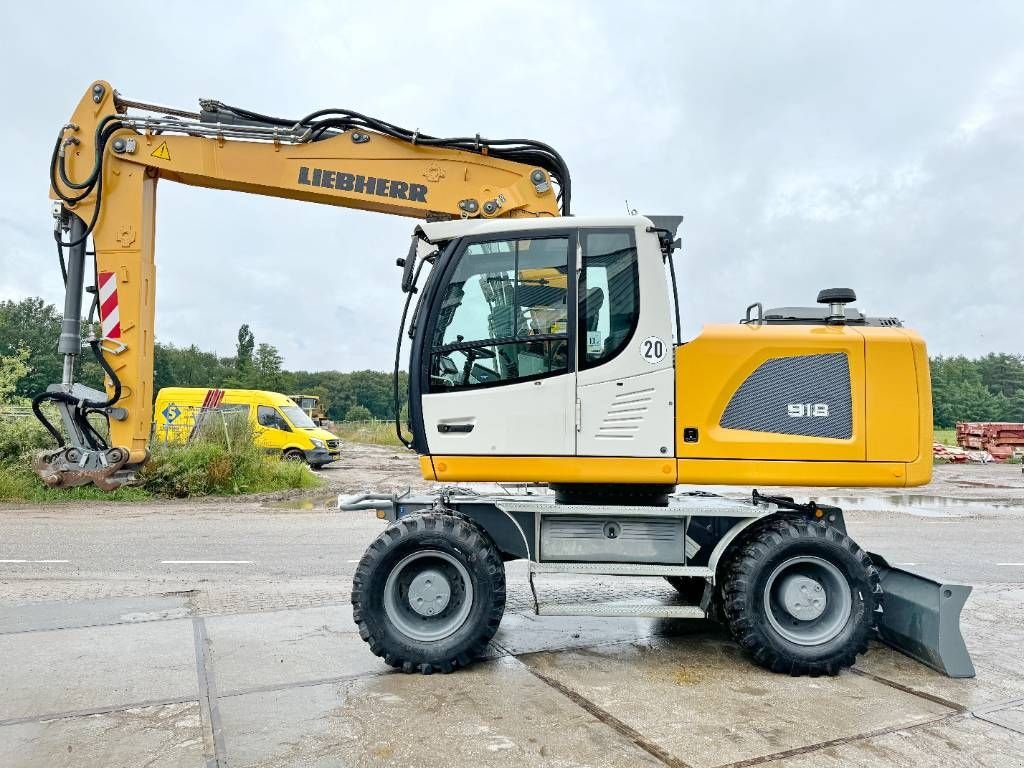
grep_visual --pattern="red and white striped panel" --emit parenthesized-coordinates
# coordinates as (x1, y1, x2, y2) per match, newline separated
(201, 389, 225, 409)
(97, 271, 121, 339)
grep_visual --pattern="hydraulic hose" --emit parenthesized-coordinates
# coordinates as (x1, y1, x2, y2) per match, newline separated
(210, 101, 572, 215)
(31, 340, 123, 451)
(83, 339, 122, 409)
(32, 391, 72, 446)
(393, 258, 428, 448)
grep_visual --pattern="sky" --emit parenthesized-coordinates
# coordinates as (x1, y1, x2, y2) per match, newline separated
(2, 1, 1022, 371)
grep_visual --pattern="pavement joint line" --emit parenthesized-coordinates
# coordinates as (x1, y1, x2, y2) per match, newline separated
(0, 596, 357, 636)
(193, 617, 228, 768)
(217, 668, 392, 700)
(0, 695, 198, 728)
(973, 711, 1024, 737)
(971, 695, 1024, 716)
(711, 711, 964, 768)
(513, 654, 696, 768)
(849, 667, 967, 713)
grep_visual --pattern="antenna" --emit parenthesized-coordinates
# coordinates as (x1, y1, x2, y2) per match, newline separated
(625, 199, 638, 215)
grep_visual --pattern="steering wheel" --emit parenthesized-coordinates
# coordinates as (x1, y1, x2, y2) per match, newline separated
(459, 345, 497, 384)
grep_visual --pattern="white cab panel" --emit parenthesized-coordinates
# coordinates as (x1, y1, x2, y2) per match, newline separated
(575, 221, 677, 457)
(577, 368, 675, 457)
(423, 374, 575, 455)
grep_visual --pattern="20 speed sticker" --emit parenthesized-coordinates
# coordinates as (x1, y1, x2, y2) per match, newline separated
(640, 336, 667, 364)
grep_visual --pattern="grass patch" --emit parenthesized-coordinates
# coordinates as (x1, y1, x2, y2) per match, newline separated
(0, 412, 321, 502)
(0, 462, 150, 503)
(140, 441, 319, 497)
(333, 419, 404, 447)
(934, 428, 958, 446)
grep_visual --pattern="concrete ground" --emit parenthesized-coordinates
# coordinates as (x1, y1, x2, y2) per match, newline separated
(1, 453, 1023, 767)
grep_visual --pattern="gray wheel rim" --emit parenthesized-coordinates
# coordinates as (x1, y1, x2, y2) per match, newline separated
(384, 550, 474, 642)
(763, 556, 853, 646)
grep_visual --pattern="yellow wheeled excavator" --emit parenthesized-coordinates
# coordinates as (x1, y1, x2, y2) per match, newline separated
(39, 80, 973, 679)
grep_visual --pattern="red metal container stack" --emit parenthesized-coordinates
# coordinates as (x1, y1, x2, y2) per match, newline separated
(956, 422, 1024, 461)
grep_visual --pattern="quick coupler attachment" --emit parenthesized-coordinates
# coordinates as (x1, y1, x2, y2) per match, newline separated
(33, 446, 133, 491)
(870, 552, 975, 678)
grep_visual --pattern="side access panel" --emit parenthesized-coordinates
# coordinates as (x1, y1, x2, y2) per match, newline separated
(576, 368, 675, 457)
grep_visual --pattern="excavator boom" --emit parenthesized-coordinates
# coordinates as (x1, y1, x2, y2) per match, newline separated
(37, 80, 566, 488)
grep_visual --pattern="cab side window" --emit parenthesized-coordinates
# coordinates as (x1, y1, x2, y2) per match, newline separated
(257, 405, 290, 431)
(429, 236, 571, 391)
(578, 230, 640, 369)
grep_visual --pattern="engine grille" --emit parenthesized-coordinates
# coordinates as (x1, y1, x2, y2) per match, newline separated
(720, 352, 853, 439)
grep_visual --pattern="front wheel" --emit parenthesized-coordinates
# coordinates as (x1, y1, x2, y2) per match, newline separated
(352, 512, 506, 674)
(282, 448, 306, 463)
(721, 517, 881, 676)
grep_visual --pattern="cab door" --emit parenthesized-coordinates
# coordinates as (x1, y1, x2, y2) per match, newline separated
(420, 231, 577, 456)
(255, 403, 294, 451)
(575, 227, 677, 458)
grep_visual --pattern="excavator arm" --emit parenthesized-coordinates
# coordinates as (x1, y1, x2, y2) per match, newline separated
(37, 80, 567, 489)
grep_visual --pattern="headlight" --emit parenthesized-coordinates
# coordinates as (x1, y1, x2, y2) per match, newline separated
(311, 438, 325, 449)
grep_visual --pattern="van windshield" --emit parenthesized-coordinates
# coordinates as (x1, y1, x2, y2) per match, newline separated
(281, 405, 316, 429)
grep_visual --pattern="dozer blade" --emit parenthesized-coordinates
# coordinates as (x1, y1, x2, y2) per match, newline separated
(869, 552, 975, 678)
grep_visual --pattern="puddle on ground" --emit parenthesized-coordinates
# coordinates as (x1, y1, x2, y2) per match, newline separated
(264, 494, 337, 510)
(810, 495, 1018, 518)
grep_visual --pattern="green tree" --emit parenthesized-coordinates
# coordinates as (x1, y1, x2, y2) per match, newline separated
(0, 347, 30, 404)
(0, 298, 62, 399)
(976, 353, 1024, 398)
(253, 343, 290, 391)
(931, 356, 1006, 427)
(236, 324, 255, 371)
(345, 404, 373, 421)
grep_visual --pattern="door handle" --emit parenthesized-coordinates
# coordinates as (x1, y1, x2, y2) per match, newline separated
(437, 423, 474, 434)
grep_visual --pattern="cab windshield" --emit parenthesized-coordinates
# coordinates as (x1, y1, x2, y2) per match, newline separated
(281, 405, 316, 429)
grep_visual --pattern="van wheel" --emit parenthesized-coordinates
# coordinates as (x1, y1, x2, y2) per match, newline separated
(283, 449, 306, 463)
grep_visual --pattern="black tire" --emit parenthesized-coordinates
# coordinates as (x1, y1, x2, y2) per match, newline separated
(721, 517, 881, 676)
(352, 512, 505, 674)
(282, 448, 306, 463)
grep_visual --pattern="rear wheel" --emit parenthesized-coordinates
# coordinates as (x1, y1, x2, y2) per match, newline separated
(352, 512, 505, 674)
(721, 517, 880, 676)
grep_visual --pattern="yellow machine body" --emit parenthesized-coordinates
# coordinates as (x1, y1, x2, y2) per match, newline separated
(420, 320, 932, 488)
(673, 323, 932, 487)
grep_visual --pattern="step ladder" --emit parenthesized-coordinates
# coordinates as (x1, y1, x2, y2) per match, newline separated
(528, 561, 712, 619)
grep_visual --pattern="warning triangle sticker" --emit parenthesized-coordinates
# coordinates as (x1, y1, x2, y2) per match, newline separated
(151, 142, 171, 161)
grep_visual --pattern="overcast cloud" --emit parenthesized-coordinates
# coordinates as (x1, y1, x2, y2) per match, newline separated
(2, 1, 1021, 370)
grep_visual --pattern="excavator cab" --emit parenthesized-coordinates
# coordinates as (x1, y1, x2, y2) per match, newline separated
(396, 215, 933, 493)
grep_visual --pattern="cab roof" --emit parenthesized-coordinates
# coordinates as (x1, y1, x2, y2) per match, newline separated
(415, 214, 677, 245)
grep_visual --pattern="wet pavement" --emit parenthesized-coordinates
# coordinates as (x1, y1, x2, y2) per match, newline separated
(1, 460, 1023, 766)
(1, 574, 1023, 766)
